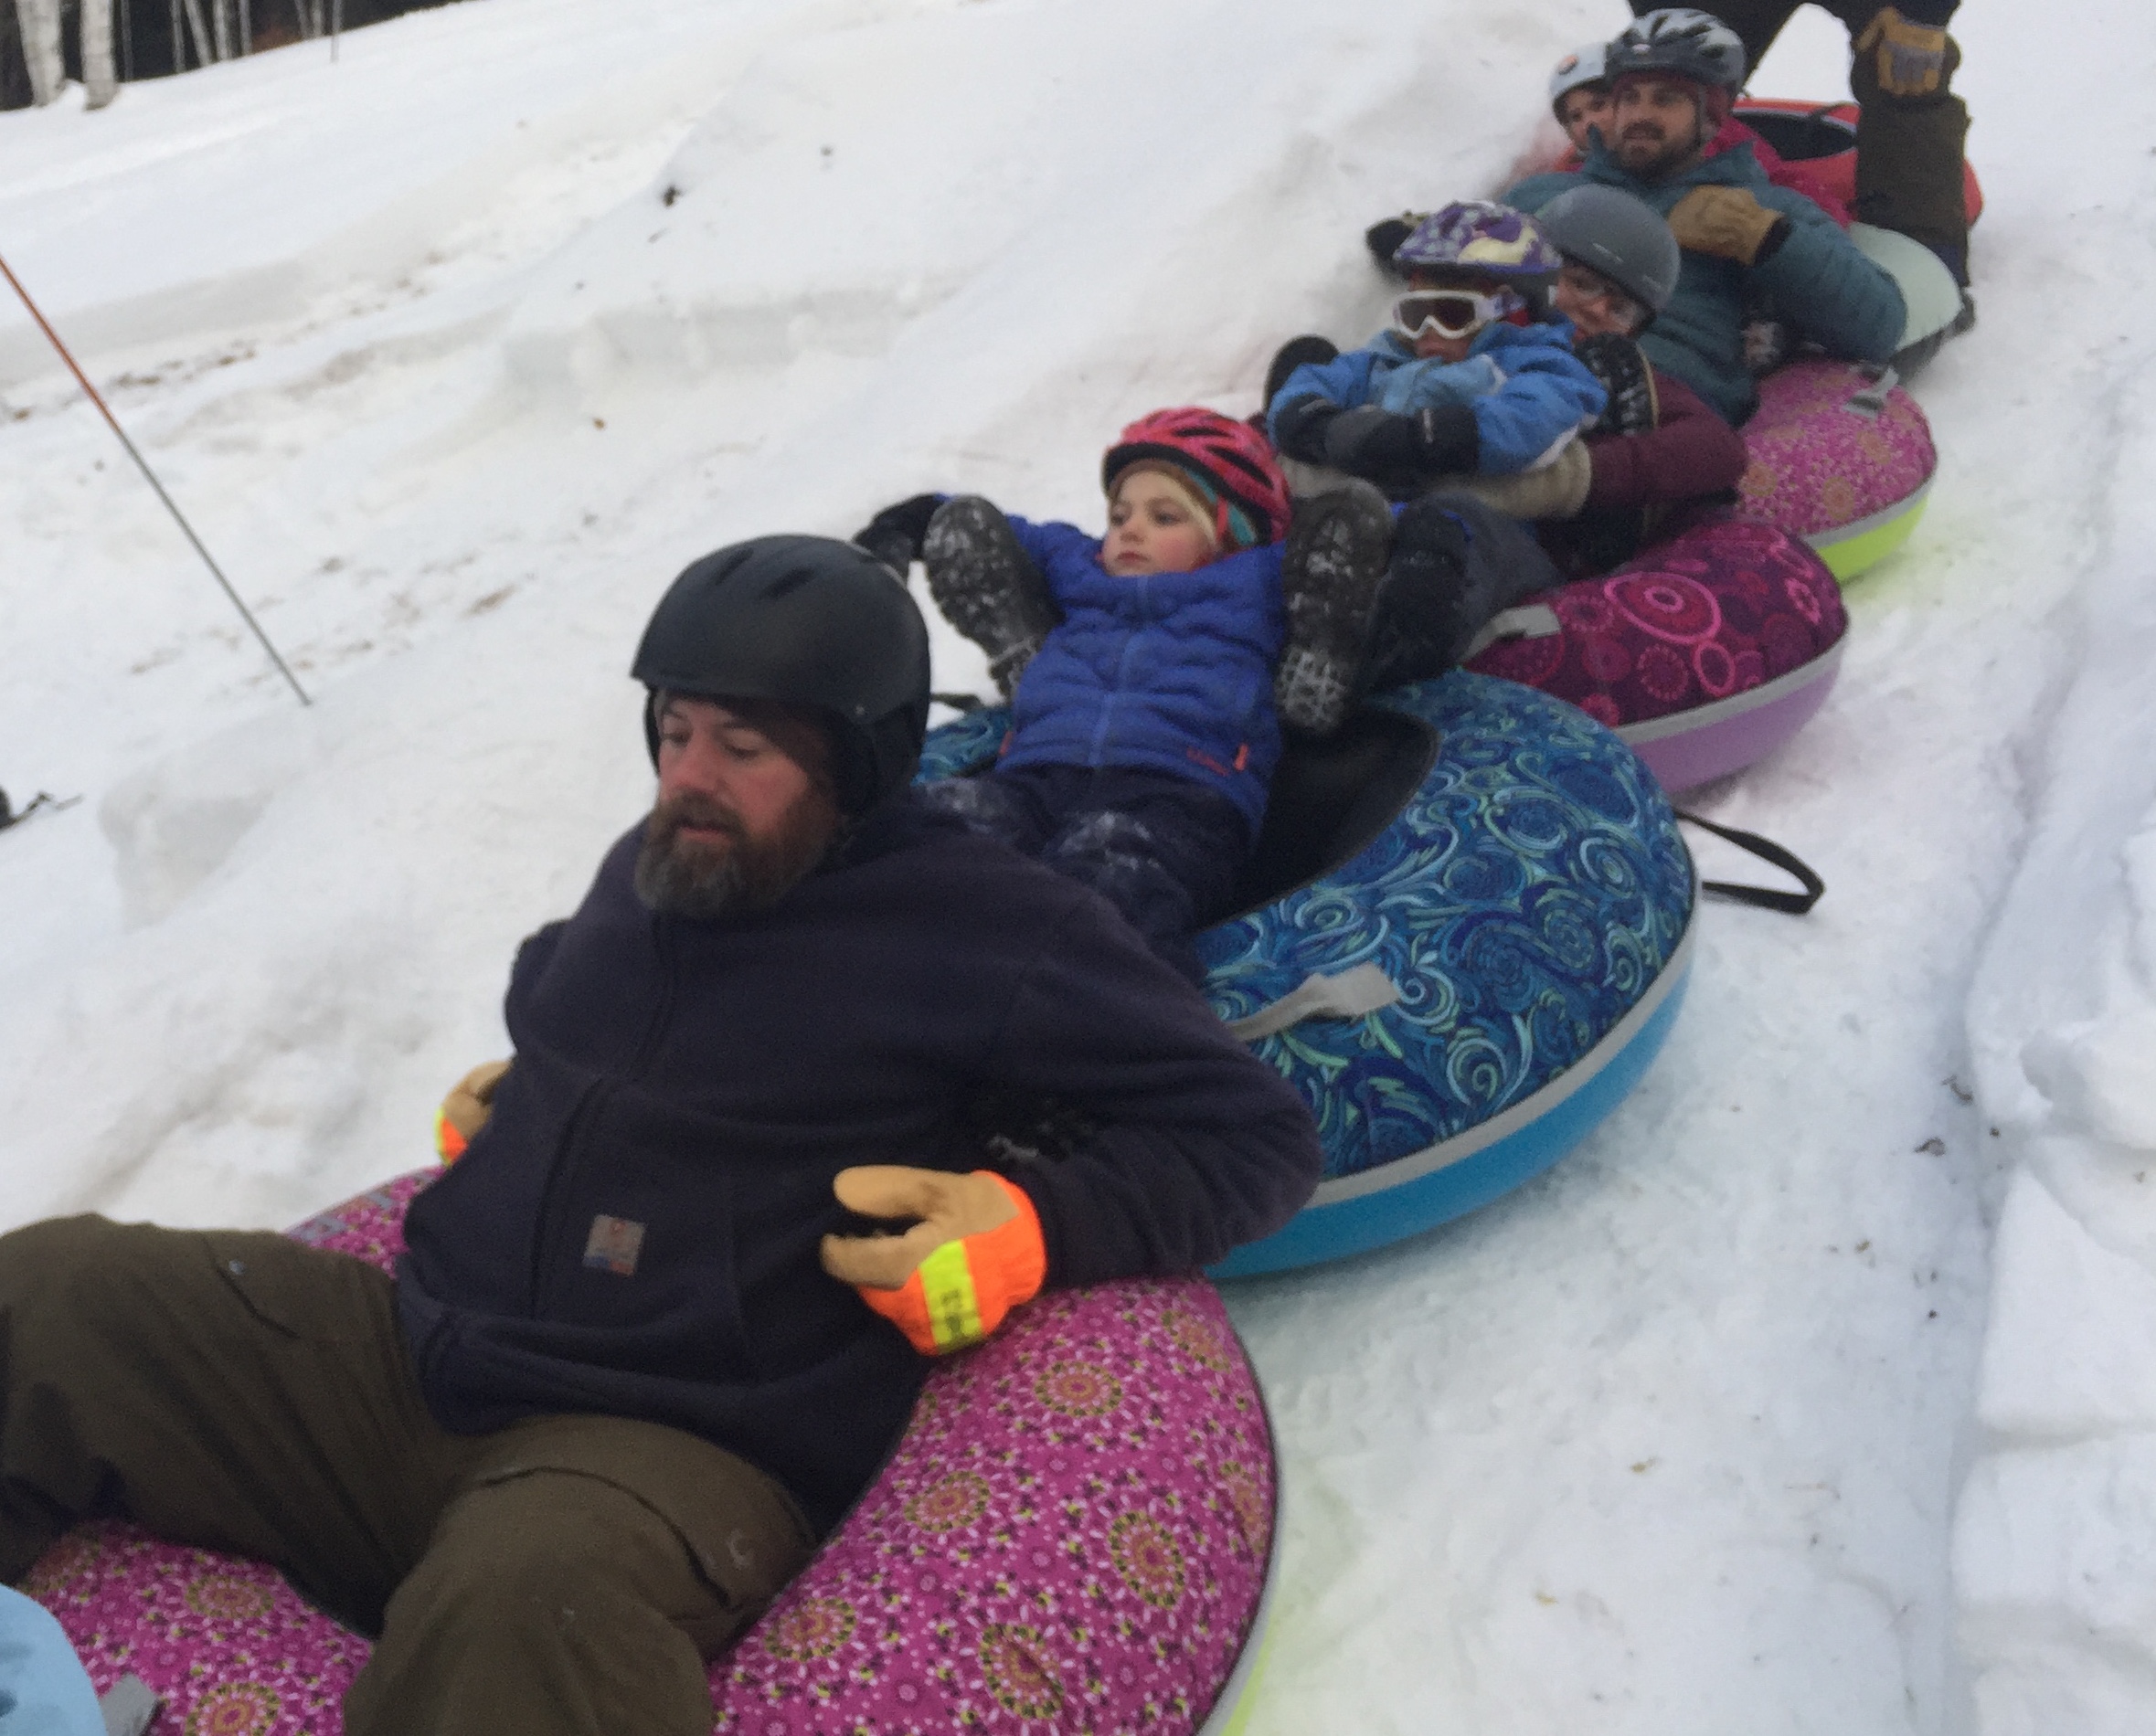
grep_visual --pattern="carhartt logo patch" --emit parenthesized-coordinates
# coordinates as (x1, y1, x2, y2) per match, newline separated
(583, 1214, 647, 1276)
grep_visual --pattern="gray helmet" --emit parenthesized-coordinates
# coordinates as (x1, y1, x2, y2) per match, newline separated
(631, 535, 931, 813)
(1534, 184, 1682, 317)
(1606, 7, 1747, 92)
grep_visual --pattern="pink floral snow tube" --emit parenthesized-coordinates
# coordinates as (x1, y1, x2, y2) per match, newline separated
(1736, 356, 1936, 552)
(1470, 513, 1845, 718)
(26, 1172, 1276, 1736)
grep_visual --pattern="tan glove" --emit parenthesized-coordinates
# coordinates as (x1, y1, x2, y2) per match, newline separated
(1419, 439, 1594, 521)
(1667, 185, 1790, 267)
(434, 1059, 510, 1164)
(1854, 7, 1949, 98)
(820, 1167, 1046, 1356)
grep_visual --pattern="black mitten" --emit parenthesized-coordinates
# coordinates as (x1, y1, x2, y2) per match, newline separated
(853, 493, 945, 573)
(1365, 215, 1426, 280)
(1324, 405, 1479, 497)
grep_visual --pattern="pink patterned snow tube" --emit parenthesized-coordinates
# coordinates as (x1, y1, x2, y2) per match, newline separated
(1467, 514, 1848, 791)
(26, 1172, 1278, 1736)
(1736, 357, 1936, 578)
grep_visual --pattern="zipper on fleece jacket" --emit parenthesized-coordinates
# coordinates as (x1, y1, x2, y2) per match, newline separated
(526, 918, 682, 1317)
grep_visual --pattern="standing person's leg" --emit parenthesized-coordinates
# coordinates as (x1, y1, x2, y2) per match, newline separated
(0, 1217, 463, 1632)
(1036, 771, 1248, 983)
(1837, 2, 1971, 281)
(1628, 0, 1798, 80)
(345, 1414, 813, 1736)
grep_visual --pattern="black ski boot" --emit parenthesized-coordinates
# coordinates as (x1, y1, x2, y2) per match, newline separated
(1360, 500, 1473, 697)
(1364, 494, 1563, 693)
(922, 497, 1061, 701)
(1273, 480, 1395, 736)
(1260, 335, 1341, 417)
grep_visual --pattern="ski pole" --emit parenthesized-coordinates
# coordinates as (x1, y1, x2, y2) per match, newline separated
(0, 249, 310, 706)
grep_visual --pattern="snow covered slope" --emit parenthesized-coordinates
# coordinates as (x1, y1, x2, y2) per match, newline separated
(1, 1, 2151, 1731)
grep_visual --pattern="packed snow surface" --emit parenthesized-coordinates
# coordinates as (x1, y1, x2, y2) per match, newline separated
(3, 1, 2151, 1730)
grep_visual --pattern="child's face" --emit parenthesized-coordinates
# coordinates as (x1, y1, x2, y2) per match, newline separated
(1552, 261, 1644, 338)
(1557, 86, 1612, 154)
(1104, 470, 1216, 576)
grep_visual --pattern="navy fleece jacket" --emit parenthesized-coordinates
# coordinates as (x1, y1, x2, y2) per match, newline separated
(397, 797, 1321, 1532)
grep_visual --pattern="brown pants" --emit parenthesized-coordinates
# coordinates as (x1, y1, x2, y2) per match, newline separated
(0, 1217, 814, 1736)
(1633, 0, 1973, 270)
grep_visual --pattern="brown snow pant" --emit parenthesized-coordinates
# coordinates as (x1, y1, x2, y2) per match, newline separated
(0, 1216, 815, 1736)
(1632, 0, 1973, 274)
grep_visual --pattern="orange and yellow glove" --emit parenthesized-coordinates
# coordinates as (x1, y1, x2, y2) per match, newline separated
(433, 1060, 511, 1164)
(1855, 7, 1949, 99)
(819, 1167, 1046, 1357)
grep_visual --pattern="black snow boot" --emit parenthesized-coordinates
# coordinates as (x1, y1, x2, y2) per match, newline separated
(1260, 335, 1341, 418)
(1574, 333, 1659, 438)
(922, 497, 1062, 701)
(1273, 480, 1396, 736)
(1363, 493, 1564, 694)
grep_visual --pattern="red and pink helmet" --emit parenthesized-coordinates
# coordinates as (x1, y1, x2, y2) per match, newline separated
(1101, 408, 1293, 551)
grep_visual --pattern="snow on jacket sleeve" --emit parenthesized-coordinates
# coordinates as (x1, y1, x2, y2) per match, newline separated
(1581, 365, 1748, 513)
(984, 894, 1322, 1286)
(1750, 186, 1906, 363)
(1468, 325, 1609, 475)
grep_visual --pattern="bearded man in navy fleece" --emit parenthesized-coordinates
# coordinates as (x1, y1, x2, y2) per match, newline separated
(0, 537, 1321, 1736)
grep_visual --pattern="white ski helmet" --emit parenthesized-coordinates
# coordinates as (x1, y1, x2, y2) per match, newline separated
(1548, 43, 1610, 118)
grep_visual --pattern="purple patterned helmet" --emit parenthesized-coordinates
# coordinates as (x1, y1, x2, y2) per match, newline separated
(1392, 201, 1563, 281)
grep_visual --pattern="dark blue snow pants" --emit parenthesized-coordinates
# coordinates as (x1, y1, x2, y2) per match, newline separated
(919, 765, 1249, 985)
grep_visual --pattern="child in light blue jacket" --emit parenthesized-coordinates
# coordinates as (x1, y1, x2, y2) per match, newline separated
(1269, 201, 1609, 499)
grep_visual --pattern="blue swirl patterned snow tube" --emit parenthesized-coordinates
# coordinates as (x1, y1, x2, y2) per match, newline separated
(917, 672, 1696, 1276)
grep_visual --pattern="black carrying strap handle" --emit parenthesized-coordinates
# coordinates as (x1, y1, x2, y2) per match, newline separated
(1676, 810, 1825, 916)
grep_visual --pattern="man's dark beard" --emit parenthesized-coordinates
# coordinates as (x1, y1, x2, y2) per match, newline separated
(1616, 120, 1699, 184)
(632, 788, 841, 918)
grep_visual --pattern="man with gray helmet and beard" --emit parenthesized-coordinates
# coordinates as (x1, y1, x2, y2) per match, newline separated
(0, 536, 1322, 1736)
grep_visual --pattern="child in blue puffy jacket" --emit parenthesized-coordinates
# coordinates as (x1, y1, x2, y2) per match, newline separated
(1269, 201, 1609, 501)
(853, 408, 1392, 982)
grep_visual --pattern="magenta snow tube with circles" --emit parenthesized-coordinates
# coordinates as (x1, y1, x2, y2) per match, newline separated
(1736, 357, 1937, 578)
(1466, 515, 1847, 791)
(26, 1172, 1280, 1736)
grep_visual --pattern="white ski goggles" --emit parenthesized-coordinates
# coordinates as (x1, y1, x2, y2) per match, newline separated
(1392, 287, 1519, 341)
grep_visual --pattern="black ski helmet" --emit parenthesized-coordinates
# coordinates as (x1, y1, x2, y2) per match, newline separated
(631, 535, 932, 813)
(1535, 185, 1682, 319)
